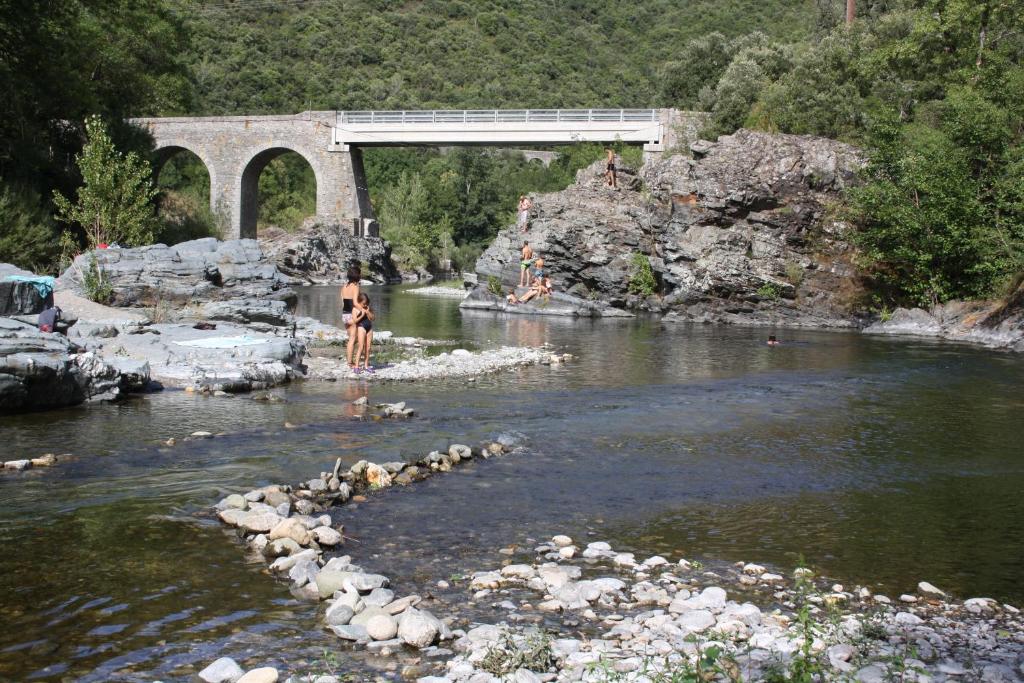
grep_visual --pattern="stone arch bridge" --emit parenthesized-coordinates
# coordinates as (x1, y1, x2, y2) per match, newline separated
(133, 109, 701, 240)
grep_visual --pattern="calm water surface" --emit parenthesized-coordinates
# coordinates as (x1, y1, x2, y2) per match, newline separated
(1, 284, 1022, 681)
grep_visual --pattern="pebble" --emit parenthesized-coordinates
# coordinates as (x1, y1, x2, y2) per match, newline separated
(366, 614, 398, 641)
(198, 657, 245, 683)
(918, 581, 946, 598)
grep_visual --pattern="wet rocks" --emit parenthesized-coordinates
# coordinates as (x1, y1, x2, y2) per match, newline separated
(198, 656, 246, 683)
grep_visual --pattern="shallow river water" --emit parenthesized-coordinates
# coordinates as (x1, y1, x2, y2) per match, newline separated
(1, 284, 1022, 681)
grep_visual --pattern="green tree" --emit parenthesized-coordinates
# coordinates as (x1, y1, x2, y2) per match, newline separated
(0, 186, 58, 272)
(53, 116, 158, 248)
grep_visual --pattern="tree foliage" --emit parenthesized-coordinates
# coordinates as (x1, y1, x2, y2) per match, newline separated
(682, 0, 1024, 305)
(53, 116, 158, 249)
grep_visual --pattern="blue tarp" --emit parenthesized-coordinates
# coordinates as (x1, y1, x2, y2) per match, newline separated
(3, 275, 56, 299)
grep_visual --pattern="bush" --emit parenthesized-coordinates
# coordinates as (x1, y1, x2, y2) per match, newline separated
(757, 282, 782, 300)
(487, 275, 503, 296)
(82, 255, 113, 304)
(628, 252, 657, 296)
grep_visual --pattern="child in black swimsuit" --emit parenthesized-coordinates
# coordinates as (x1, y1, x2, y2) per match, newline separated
(352, 292, 375, 372)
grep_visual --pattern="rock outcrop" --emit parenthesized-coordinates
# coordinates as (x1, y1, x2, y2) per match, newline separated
(58, 238, 296, 308)
(864, 283, 1024, 351)
(460, 287, 632, 318)
(0, 317, 150, 413)
(261, 223, 401, 284)
(475, 129, 866, 327)
(0, 264, 50, 316)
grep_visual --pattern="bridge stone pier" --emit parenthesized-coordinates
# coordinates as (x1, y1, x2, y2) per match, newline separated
(133, 112, 375, 241)
(134, 109, 704, 241)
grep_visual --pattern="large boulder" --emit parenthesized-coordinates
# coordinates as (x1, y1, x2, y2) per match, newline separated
(475, 130, 865, 327)
(57, 238, 296, 309)
(0, 264, 50, 316)
(0, 318, 151, 413)
(261, 222, 401, 284)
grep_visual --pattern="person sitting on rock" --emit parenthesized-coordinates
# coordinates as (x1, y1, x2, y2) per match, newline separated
(506, 288, 521, 305)
(352, 292, 375, 372)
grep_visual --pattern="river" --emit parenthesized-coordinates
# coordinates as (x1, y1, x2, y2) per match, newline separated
(1, 284, 1021, 681)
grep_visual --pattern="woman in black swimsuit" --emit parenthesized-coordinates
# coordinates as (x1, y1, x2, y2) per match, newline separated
(341, 265, 361, 370)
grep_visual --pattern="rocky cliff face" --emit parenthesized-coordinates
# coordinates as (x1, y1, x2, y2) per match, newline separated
(476, 129, 866, 327)
(261, 223, 401, 284)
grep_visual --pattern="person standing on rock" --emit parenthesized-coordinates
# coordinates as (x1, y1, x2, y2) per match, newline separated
(341, 265, 361, 370)
(605, 148, 618, 188)
(519, 241, 534, 287)
(517, 195, 533, 232)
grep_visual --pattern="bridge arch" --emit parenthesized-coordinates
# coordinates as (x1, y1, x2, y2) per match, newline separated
(237, 142, 321, 239)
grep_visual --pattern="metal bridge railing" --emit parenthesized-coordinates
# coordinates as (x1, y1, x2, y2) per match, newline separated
(338, 109, 657, 125)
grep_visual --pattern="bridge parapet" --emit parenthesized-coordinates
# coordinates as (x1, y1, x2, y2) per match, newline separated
(338, 109, 658, 125)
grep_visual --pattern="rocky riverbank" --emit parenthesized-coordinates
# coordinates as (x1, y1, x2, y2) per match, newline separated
(306, 347, 572, 382)
(460, 288, 632, 319)
(202, 431, 526, 682)
(198, 426, 1024, 683)
(474, 130, 865, 327)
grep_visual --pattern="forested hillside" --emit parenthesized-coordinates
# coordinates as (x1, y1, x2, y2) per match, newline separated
(2, 0, 1022, 307)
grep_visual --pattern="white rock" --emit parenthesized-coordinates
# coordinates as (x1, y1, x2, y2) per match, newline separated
(612, 553, 636, 567)
(198, 657, 245, 683)
(760, 573, 784, 583)
(742, 563, 766, 575)
(470, 571, 502, 589)
(312, 526, 342, 546)
(893, 611, 924, 625)
(642, 555, 669, 567)
(237, 668, 278, 683)
(398, 608, 440, 648)
(500, 564, 537, 580)
(899, 594, 918, 603)
(677, 609, 716, 633)
(552, 535, 573, 547)
(366, 614, 399, 641)
(558, 546, 576, 559)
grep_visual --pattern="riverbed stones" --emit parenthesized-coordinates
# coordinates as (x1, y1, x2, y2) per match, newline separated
(331, 623, 369, 642)
(398, 608, 441, 647)
(918, 581, 946, 598)
(364, 587, 395, 607)
(199, 657, 246, 683)
(237, 667, 278, 683)
(315, 570, 352, 599)
(239, 511, 283, 533)
(325, 602, 355, 626)
(366, 614, 399, 641)
(268, 517, 311, 546)
(311, 526, 342, 546)
(263, 538, 301, 558)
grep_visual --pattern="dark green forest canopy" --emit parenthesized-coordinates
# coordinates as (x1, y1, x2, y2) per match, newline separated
(176, 0, 819, 114)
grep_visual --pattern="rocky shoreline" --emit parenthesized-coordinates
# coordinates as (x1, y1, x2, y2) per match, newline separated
(198, 430, 1024, 683)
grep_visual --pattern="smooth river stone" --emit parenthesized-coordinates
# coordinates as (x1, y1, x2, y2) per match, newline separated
(198, 657, 245, 683)
(366, 614, 399, 640)
(315, 570, 352, 599)
(237, 668, 278, 683)
(268, 517, 311, 546)
(239, 512, 283, 533)
(218, 508, 249, 526)
(312, 526, 342, 546)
